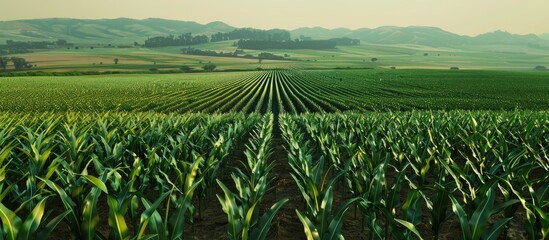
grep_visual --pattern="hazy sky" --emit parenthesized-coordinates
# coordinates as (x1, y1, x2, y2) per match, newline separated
(2, 0, 548, 35)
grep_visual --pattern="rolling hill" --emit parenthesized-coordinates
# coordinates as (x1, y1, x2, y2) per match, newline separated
(0, 18, 547, 48)
(291, 26, 548, 47)
(0, 18, 234, 44)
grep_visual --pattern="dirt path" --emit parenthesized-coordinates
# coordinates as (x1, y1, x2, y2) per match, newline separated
(264, 116, 305, 240)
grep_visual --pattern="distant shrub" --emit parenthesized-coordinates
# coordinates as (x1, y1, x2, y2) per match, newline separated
(149, 68, 159, 72)
(202, 63, 216, 72)
(180, 66, 192, 72)
(450, 67, 460, 70)
(371, 58, 378, 62)
(534, 65, 547, 71)
(390, 66, 396, 69)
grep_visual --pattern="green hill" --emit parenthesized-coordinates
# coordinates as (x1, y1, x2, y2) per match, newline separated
(291, 26, 548, 47)
(539, 33, 549, 40)
(0, 18, 547, 48)
(0, 18, 235, 44)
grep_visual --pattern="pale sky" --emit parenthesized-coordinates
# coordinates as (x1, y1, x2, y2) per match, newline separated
(2, 0, 548, 36)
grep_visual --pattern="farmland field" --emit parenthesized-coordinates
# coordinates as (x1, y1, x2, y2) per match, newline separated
(5, 40, 549, 72)
(2, 3, 549, 239)
(0, 66, 548, 240)
(0, 110, 547, 239)
(1, 69, 548, 112)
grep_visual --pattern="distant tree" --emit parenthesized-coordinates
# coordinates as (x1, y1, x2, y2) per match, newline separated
(134, 42, 139, 47)
(75, 46, 79, 50)
(0, 57, 9, 71)
(424, 53, 429, 56)
(534, 65, 547, 71)
(90, 46, 94, 50)
(202, 64, 216, 72)
(329, 37, 360, 46)
(450, 66, 460, 70)
(56, 39, 67, 45)
(11, 57, 32, 70)
(258, 52, 285, 60)
(114, 58, 119, 64)
(180, 65, 192, 72)
(371, 58, 378, 62)
(238, 39, 336, 50)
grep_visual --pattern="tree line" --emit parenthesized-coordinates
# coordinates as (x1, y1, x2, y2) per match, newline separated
(145, 28, 292, 48)
(211, 28, 291, 42)
(144, 33, 209, 48)
(329, 37, 360, 46)
(182, 48, 240, 57)
(143, 28, 361, 49)
(0, 57, 33, 71)
(181, 48, 287, 61)
(0, 39, 72, 54)
(237, 39, 337, 50)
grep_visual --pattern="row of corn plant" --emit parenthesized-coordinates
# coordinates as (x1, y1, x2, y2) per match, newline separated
(0, 111, 259, 239)
(217, 114, 288, 240)
(286, 111, 548, 240)
(281, 114, 363, 240)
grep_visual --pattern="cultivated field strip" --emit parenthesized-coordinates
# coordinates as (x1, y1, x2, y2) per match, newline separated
(130, 69, 377, 114)
(1, 68, 548, 113)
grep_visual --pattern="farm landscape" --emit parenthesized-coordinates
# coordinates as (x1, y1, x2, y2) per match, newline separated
(0, 2, 548, 240)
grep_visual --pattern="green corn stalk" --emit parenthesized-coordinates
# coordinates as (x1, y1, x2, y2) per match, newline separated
(449, 184, 518, 240)
(0, 196, 69, 240)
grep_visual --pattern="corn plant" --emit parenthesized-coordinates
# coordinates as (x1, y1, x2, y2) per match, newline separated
(217, 114, 288, 240)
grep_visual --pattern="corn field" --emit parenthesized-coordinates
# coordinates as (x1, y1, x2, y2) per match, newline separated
(0, 112, 267, 239)
(0, 110, 547, 239)
(281, 111, 548, 240)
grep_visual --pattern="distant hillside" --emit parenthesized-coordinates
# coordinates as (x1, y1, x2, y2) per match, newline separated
(291, 27, 355, 40)
(0, 18, 235, 44)
(473, 31, 545, 45)
(0, 18, 547, 48)
(291, 26, 549, 47)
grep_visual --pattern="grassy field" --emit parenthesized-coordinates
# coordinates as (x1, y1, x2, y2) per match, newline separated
(4, 40, 549, 72)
